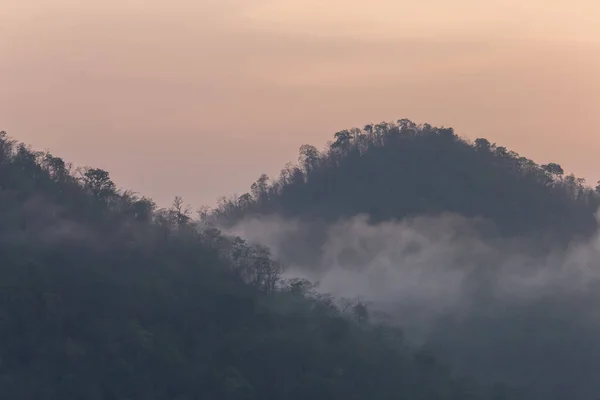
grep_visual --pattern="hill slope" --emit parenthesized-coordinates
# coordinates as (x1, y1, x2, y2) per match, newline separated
(215, 119, 599, 241)
(0, 131, 507, 399)
(210, 120, 600, 400)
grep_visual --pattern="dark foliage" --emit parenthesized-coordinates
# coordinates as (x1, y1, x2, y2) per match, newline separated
(0, 130, 506, 399)
(209, 120, 600, 399)
(215, 120, 599, 243)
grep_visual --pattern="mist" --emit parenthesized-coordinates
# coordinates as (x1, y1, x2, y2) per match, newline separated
(223, 211, 600, 398)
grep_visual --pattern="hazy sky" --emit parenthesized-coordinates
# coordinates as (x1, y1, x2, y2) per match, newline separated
(2, 0, 600, 207)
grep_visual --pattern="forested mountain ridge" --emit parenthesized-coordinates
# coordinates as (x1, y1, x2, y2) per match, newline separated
(214, 119, 600, 241)
(206, 119, 600, 400)
(0, 130, 511, 399)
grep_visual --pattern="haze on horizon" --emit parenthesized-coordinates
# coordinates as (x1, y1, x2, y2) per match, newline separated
(2, 0, 600, 207)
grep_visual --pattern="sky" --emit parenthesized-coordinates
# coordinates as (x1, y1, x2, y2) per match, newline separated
(2, 0, 600, 208)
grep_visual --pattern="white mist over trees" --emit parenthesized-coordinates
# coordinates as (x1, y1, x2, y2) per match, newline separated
(211, 119, 600, 399)
(2, 119, 600, 399)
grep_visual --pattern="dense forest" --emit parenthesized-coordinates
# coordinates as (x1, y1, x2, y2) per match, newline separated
(208, 120, 600, 399)
(213, 119, 599, 235)
(2, 118, 600, 399)
(210, 119, 600, 271)
(0, 128, 516, 399)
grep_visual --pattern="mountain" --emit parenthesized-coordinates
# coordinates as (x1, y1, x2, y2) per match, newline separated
(209, 120, 600, 400)
(215, 119, 599, 240)
(0, 130, 508, 399)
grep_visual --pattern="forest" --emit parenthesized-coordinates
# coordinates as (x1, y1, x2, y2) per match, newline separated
(214, 119, 599, 237)
(1, 120, 599, 399)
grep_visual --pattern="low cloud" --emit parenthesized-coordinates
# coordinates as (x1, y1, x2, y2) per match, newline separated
(223, 211, 600, 398)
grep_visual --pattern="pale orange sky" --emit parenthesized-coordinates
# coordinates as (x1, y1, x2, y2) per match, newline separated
(2, 0, 600, 207)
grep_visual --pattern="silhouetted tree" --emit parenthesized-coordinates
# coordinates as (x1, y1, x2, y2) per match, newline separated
(542, 162, 564, 177)
(81, 167, 116, 199)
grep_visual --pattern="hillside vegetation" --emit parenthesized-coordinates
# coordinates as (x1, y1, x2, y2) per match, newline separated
(0, 130, 510, 399)
(208, 119, 600, 400)
(214, 119, 599, 241)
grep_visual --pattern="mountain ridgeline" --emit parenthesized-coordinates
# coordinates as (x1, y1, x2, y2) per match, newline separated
(0, 128, 515, 399)
(208, 119, 600, 400)
(1, 118, 600, 399)
(214, 119, 599, 240)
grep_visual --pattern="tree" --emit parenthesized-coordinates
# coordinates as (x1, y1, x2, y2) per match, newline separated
(331, 130, 352, 149)
(82, 168, 116, 199)
(298, 144, 320, 174)
(248, 244, 281, 293)
(171, 196, 191, 225)
(43, 154, 69, 181)
(542, 162, 564, 177)
(397, 118, 417, 132)
(238, 193, 253, 209)
(197, 205, 212, 222)
(474, 138, 492, 152)
(0, 130, 16, 163)
(250, 174, 270, 201)
(131, 197, 156, 222)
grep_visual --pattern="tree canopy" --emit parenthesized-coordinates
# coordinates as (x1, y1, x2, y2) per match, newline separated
(0, 129, 511, 399)
(3, 118, 599, 399)
(207, 120, 600, 399)
(214, 119, 599, 243)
